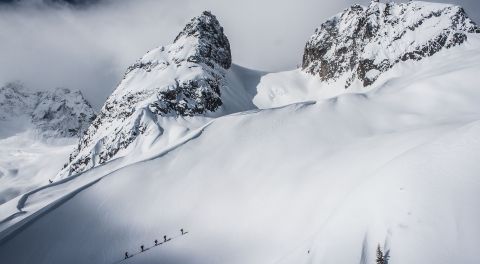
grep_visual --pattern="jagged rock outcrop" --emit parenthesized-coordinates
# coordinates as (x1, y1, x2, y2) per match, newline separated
(0, 82, 95, 137)
(59, 11, 232, 178)
(302, 0, 480, 88)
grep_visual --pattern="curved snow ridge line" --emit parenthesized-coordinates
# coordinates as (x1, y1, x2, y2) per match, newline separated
(0, 101, 317, 244)
(0, 178, 102, 245)
(100, 101, 316, 167)
(0, 211, 26, 226)
(0, 123, 213, 238)
(0, 115, 221, 238)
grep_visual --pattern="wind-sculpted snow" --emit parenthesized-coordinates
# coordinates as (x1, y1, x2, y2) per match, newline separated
(302, 1, 480, 88)
(0, 82, 95, 137)
(58, 11, 253, 178)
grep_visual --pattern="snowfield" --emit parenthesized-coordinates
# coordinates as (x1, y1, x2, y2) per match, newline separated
(0, 84, 94, 205)
(0, 133, 75, 205)
(1, 31, 480, 264)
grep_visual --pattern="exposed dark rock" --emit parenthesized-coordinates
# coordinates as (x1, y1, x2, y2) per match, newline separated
(60, 11, 232, 177)
(302, 1, 479, 88)
(174, 11, 232, 69)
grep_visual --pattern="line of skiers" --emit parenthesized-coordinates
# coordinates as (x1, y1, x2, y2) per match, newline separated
(124, 229, 186, 260)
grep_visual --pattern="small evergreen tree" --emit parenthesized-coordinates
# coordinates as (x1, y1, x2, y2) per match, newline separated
(376, 244, 385, 264)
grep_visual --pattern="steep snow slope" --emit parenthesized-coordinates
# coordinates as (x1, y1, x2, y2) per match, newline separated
(1, 34, 480, 264)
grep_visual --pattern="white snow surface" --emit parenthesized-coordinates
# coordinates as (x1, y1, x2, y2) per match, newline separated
(1, 33, 480, 264)
(0, 83, 94, 205)
(0, 133, 75, 205)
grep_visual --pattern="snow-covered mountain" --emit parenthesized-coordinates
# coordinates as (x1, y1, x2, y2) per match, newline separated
(0, 82, 95, 205)
(255, 1, 480, 108)
(302, 1, 479, 88)
(59, 11, 260, 178)
(0, 82, 95, 138)
(2, 2, 480, 264)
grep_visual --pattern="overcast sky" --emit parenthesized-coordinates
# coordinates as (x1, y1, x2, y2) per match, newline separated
(0, 0, 479, 108)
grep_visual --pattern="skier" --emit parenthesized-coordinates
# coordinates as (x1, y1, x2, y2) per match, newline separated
(164, 235, 167, 242)
(181, 228, 184, 235)
(155, 239, 158, 246)
(141, 245, 144, 252)
(124, 252, 129, 259)
(49, 179, 53, 184)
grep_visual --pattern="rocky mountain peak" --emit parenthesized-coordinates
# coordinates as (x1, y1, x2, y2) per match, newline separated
(59, 11, 233, 178)
(302, 1, 480, 88)
(173, 11, 231, 69)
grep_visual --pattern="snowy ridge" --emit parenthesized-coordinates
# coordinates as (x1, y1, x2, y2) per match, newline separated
(302, 0, 479, 88)
(0, 82, 95, 138)
(58, 11, 259, 179)
(3, 35, 480, 262)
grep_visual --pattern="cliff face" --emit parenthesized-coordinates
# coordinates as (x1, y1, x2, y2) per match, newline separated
(302, 1, 479, 88)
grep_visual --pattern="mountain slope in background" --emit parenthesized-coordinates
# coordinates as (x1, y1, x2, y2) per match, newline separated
(302, 1, 479, 88)
(1, 2, 480, 264)
(255, 1, 480, 109)
(0, 82, 95, 138)
(0, 82, 94, 205)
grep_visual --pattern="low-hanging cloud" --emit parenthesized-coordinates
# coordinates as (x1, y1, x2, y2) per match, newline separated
(0, 0, 479, 108)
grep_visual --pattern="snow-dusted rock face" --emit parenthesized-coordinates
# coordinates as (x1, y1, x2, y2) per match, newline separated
(0, 82, 95, 137)
(60, 11, 232, 178)
(0, 82, 37, 120)
(302, 0, 480, 87)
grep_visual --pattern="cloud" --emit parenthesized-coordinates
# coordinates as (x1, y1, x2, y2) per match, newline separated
(0, 0, 100, 7)
(0, 0, 478, 108)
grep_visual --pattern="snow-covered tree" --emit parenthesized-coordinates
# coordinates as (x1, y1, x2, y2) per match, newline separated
(376, 244, 385, 264)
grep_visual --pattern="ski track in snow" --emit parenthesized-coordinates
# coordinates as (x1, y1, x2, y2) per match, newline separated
(0, 104, 295, 244)
(0, 119, 211, 242)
